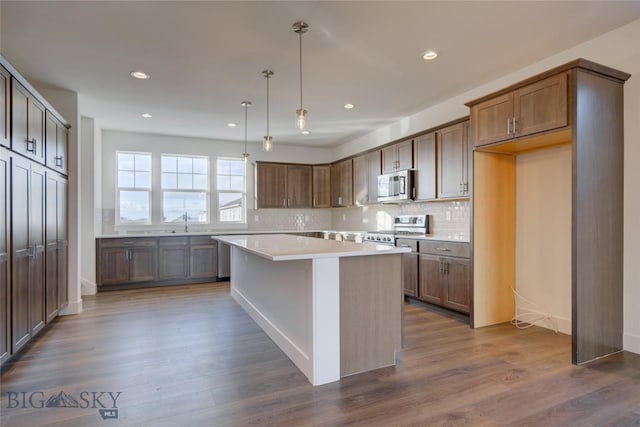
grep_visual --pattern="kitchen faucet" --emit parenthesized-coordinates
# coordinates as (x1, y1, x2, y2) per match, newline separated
(183, 212, 188, 233)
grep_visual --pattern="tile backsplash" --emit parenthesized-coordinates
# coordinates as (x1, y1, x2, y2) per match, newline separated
(331, 200, 470, 241)
(98, 201, 468, 239)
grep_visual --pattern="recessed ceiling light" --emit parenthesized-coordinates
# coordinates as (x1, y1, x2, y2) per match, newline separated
(141, 113, 152, 118)
(227, 122, 238, 127)
(130, 70, 150, 79)
(344, 103, 355, 109)
(423, 50, 438, 60)
(301, 130, 311, 135)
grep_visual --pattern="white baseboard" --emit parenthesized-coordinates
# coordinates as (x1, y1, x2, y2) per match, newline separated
(231, 287, 312, 381)
(624, 332, 640, 355)
(81, 279, 97, 295)
(59, 299, 83, 315)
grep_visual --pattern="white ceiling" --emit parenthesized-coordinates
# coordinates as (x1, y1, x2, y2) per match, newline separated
(2, 1, 640, 148)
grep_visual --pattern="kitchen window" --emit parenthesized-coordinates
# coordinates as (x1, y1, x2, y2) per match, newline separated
(216, 157, 246, 223)
(116, 151, 152, 224)
(161, 154, 209, 224)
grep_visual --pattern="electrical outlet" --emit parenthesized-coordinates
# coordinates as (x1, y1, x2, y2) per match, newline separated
(254, 215, 259, 222)
(342, 214, 346, 221)
(446, 210, 451, 221)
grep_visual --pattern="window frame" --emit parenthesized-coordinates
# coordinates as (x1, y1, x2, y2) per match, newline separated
(160, 153, 211, 225)
(115, 151, 152, 225)
(215, 156, 247, 225)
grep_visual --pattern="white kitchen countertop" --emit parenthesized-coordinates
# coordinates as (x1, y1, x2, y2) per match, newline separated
(213, 234, 410, 261)
(95, 230, 325, 239)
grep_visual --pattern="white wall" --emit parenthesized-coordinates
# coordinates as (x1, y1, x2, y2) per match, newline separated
(99, 130, 334, 234)
(515, 145, 572, 334)
(34, 85, 82, 315)
(79, 116, 97, 295)
(334, 18, 640, 354)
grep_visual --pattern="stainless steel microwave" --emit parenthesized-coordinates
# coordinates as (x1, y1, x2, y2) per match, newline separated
(377, 170, 415, 202)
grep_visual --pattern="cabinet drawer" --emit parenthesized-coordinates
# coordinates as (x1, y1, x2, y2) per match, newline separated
(99, 238, 158, 248)
(419, 240, 470, 258)
(190, 235, 217, 245)
(158, 236, 189, 246)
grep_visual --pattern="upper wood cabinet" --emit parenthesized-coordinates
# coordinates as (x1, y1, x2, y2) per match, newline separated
(353, 150, 380, 205)
(414, 132, 437, 200)
(471, 72, 568, 147)
(255, 162, 312, 209)
(437, 121, 470, 199)
(331, 159, 353, 207)
(382, 139, 413, 173)
(45, 112, 69, 175)
(256, 163, 287, 208)
(312, 165, 331, 208)
(0, 67, 9, 148)
(286, 165, 312, 208)
(12, 79, 45, 164)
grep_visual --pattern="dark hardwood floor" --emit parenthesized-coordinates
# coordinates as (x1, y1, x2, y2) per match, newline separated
(1, 282, 639, 426)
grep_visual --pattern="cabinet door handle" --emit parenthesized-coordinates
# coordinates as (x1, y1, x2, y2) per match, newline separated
(55, 156, 63, 167)
(435, 247, 450, 251)
(313, 198, 316, 207)
(507, 118, 511, 135)
(26, 138, 36, 154)
(338, 196, 342, 205)
(283, 199, 286, 207)
(513, 117, 517, 134)
(444, 262, 449, 274)
(439, 261, 443, 273)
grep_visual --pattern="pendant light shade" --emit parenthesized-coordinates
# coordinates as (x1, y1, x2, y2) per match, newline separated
(292, 21, 309, 131)
(262, 70, 274, 152)
(240, 101, 251, 162)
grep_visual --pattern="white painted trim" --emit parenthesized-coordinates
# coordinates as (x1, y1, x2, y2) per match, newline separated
(311, 257, 341, 385)
(59, 299, 83, 315)
(231, 287, 312, 380)
(81, 279, 97, 295)
(624, 332, 640, 355)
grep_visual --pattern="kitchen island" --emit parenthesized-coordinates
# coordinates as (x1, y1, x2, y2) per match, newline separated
(213, 234, 410, 386)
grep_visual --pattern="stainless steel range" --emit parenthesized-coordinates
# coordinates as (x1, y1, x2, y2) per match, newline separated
(364, 214, 430, 246)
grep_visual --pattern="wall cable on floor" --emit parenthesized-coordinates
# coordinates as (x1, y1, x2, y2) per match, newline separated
(510, 285, 559, 333)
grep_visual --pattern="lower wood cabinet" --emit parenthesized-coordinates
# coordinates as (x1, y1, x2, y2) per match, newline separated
(97, 235, 218, 288)
(0, 149, 10, 364)
(189, 236, 217, 278)
(418, 241, 470, 314)
(158, 237, 189, 280)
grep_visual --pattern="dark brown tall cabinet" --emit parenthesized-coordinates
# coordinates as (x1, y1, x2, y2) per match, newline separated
(0, 149, 10, 364)
(45, 172, 68, 323)
(1, 55, 70, 367)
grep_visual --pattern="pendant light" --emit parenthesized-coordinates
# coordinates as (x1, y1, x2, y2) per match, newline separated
(240, 101, 251, 162)
(262, 70, 274, 152)
(292, 21, 309, 131)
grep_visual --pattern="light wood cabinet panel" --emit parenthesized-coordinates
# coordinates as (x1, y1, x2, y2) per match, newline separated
(45, 112, 68, 175)
(256, 163, 287, 208)
(286, 164, 312, 208)
(437, 121, 469, 199)
(0, 150, 9, 363)
(12, 80, 45, 164)
(471, 72, 568, 148)
(312, 165, 331, 208)
(331, 159, 353, 207)
(0, 67, 8, 148)
(354, 150, 380, 205)
(414, 132, 437, 200)
(402, 252, 419, 298)
(382, 140, 413, 173)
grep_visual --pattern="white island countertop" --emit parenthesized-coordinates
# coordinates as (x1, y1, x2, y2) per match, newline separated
(214, 233, 409, 261)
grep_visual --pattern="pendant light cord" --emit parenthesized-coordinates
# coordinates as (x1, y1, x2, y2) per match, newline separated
(244, 103, 248, 153)
(299, 30, 303, 110)
(266, 74, 270, 136)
